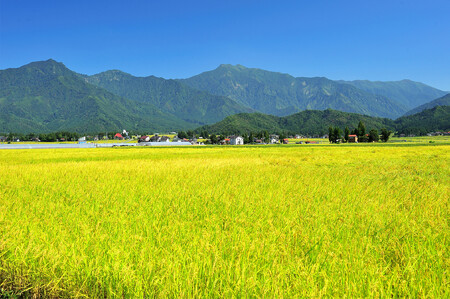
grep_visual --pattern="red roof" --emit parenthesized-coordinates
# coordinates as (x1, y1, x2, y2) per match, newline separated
(348, 135, 357, 137)
(114, 133, 123, 138)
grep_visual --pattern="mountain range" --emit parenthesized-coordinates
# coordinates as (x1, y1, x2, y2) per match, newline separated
(0, 59, 448, 134)
(83, 70, 253, 126)
(181, 64, 411, 119)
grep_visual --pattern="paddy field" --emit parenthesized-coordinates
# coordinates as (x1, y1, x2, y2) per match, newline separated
(0, 143, 449, 297)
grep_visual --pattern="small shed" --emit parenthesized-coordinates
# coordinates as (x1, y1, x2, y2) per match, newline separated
(283, 138, 289, 144)
(114, 133, 124, 140)
(348, 135, 358, 143)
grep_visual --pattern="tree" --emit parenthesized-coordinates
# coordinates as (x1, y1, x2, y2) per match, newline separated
(263, 131, 269, 143)
(177, 131, 188, 139)
(209, 134, 218, 144)
(7, 132, 14, 142)
(380, 128, 392, 142)
(328, 126, 341, 143)
(344, 127, 350, 143)
(333, 127, 342, 143)
(368, 129, 379, 142)
(248, 132, 254, 144)
(357, 121, 366, 138)
(243, 134, 250, 144)
(328, 126, 334, 143)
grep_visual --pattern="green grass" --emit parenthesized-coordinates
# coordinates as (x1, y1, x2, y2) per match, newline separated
(0, 144, 449, 297)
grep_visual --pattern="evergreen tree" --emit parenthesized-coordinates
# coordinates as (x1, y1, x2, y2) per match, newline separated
(263, 131, 270, 143)
(344, 127, 350, 143)
(333, 127, 342, 143)
(243, 134, 250, 144)
(249, 132, 254, 144)
(328, 126, 334, 143)
(357, 121, 366, 138)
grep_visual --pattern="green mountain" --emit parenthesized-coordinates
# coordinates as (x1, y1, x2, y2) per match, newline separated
(84, 70, 252, 125)
(395, 106, 450, 135)
(340, 79, 447, 110)
(404, 93, 450, 116)
(0, 60, 191, 133)
(181, 64, 407, 119)
(197, 109, 396, 135)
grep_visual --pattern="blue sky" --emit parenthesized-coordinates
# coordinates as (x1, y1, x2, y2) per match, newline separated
(1, 0, 449, 90)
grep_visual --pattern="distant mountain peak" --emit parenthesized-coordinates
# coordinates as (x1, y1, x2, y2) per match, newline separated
(20, 59, 68, 75)
(217, 64, 248, 70)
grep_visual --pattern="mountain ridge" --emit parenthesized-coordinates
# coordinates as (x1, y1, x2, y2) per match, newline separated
(403, 93, 450, 116)
(180, 64, 409, 119)
(0, 59, 192, 133)
(339, 79, 447, 109)
(84, 69, 253, 125)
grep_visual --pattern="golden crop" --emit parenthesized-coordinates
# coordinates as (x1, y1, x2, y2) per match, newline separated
(0, 144, 449, 297)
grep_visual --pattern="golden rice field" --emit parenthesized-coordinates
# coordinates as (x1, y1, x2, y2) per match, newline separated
(0, 143, 449, 297)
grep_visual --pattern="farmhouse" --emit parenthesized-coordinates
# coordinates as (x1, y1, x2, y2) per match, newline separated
(230, 136, 244, 145)
(160, 136, 170, 142)
(348, 135, 358, 143)
(269, 135, 280, 144)
(139, 135, 150, 142)
(114, 133, 124, 140)
(150, 135, 161, 142)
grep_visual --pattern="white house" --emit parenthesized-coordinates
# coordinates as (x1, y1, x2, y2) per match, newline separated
(230, 136, 244, 145)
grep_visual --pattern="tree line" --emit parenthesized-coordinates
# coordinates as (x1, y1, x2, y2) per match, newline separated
(328, 121, 392, 143)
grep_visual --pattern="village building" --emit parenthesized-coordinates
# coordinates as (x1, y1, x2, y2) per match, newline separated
(150, 135, 161, 142)
(160, 136, 170, 142)
(139, 135, 150, 142)
(230, 136, 244, 145)
(270, 138, 278, 144)
(114, 133, 124, 140)
(348, 134, 358, 143)
(283, 138, 289, 144)
(269, 135, 278, 144)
